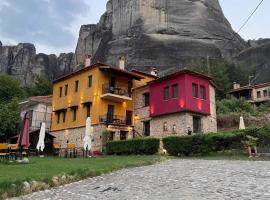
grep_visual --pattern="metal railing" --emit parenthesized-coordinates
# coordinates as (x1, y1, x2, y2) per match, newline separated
(102, 83, 131, 97)
(99, 115, 132, 126)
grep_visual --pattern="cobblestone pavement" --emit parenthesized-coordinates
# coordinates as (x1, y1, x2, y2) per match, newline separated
(14, 159, 270, 200)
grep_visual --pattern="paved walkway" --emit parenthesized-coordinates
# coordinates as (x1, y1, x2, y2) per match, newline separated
(15, 159, 270, 200)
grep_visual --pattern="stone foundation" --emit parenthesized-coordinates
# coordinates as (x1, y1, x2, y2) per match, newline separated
(50, 124, 107, 153)
(50, 124, 134, 154)
(150, 112, 217, 137)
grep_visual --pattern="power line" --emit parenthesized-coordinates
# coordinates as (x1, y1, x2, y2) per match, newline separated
(222, 0, 264, 49)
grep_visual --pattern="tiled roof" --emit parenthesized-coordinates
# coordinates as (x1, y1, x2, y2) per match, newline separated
(29, 95, 52, 104)
(53, 63, 143, 83)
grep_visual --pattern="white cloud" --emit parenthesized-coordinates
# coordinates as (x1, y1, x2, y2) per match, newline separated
(35, 43, 74, 55)
(0, 0, 10, 10)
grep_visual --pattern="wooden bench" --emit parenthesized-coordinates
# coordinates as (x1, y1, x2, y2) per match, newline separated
(8, 144, 19, 160)
(65, 144, 77, 158)
(0, 143, 10, 160)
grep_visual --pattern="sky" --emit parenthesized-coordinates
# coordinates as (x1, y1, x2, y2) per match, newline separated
(0, 0, 269, 55)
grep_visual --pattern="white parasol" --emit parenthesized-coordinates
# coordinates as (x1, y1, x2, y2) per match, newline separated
(36, 122, 46, 151)
(239, 116, 246, 130)
(83, 117, 92, 151)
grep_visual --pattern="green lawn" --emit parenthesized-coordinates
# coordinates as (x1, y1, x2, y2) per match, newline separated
(0, 155, 164, 198)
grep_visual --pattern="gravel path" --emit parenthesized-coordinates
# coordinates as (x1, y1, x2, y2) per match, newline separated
(14, 159, 270, 200)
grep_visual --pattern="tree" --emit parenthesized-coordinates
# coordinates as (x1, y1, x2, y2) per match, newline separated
(0, 74, 24, 103)
(24, 77, 52, 97)
(0, 98, 21, 141)
(189, 60, 250, 100)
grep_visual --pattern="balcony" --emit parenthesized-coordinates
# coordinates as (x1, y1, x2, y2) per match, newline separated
(99, 115, 132, 126)
(101, 83, 132, 102)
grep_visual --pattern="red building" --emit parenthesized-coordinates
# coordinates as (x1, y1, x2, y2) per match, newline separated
(133, 69, 217, 137)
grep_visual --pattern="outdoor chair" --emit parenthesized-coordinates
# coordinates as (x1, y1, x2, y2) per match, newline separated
(20, 147, 29, 158)
(53, 144, 61, 156)
(8, 144, 19, 160)
(0, 143, 10, 160)
(65, 143, 77, 158)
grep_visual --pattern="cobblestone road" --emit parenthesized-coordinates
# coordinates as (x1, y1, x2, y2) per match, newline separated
(15, 159, 270, 200)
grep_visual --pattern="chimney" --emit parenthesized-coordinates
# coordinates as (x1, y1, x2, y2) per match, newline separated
(119, 56, 125, 70)
(150, 67, 158, 76)
(84, 54, 92, 67)
(233, 82, 240, 90)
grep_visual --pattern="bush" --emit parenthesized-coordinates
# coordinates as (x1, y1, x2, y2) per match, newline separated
(217, 98, 253, 115)
(163, 126, 270, 156)
(106, 138, 160, 155)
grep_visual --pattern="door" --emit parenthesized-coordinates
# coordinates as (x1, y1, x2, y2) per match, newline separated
(143, 121, 150, 137)
(193, 116, 202, 133)
(126, 111, 132, 125)
(109, 77, 116, 93)
(120, 131, 127, 140)
(107, 105, 114, 123)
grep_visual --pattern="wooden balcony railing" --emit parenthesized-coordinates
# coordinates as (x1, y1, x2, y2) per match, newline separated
(99, 115, 132, 126)
(102, 83, 131, 97)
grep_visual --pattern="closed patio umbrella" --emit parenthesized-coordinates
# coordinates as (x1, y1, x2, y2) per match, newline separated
(36, 122, 46, 152)
(83, 117, 92, 152)
(239, 116, 246, 130)
(17, 112, 30, 148)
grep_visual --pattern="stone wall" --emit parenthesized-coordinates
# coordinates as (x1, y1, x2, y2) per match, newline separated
(50, 124, 107, 153)
(150, 112, 192, 137)
(150, 112, 217, 137)
(133, 86, 151, 136)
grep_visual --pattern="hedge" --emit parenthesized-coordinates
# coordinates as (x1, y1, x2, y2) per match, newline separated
(106, 138, 160, 155)
(163, 126, 270, 156)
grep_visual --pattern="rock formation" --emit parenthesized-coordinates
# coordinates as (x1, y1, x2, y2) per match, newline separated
(234, 41, 270, 84)
(1, 0, 269, 86)
(74, 0, 247, 73)
(0, 41, 74, 86)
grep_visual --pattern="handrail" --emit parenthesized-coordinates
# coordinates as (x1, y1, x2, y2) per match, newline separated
(102, 83, 131, 97)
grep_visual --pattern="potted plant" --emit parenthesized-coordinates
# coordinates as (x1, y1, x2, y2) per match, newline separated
(241, 135, 258, 158)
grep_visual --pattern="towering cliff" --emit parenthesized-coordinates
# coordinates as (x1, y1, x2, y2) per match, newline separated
(74, 0, 247, 73)
(0, 41, 74, 86)
(1, 0, 269, 86)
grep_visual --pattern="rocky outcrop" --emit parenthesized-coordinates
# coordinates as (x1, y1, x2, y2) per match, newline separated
(74, 0, 247, 73)
(234, 41, 270, 84)
(0, 41, 74, 86)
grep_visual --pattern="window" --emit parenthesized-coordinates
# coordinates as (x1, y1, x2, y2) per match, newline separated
(65, 84, 68, 96)
(163, 122, 168, 131)
(257, 91, 261, 98)
(143, 121, 150, 137)
(163, 86, 169, 100)
(57, 112, 60, 124)
(63, 111, 66, 123)
(75, 80, 79, 92)
(143, 92, 150, 107)
(172, 84, 178, 98)
(192, 83, 198, 98)
(72, 107, 77, 121)
(59, 87, 63, 97)
(88, 76, 92, 88)
(108, 132, 115, 141)
(200, 86, 206, 100)
(85, 103, 91, 118)
(263, 90, 267, 97)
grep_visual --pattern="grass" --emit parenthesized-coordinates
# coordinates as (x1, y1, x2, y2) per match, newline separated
(0, 155, 165, 199)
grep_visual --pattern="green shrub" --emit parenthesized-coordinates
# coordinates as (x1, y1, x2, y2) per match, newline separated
(106, 138, 160, 155)
(163, 126, 270, 156)
(216, 97, 253, 114)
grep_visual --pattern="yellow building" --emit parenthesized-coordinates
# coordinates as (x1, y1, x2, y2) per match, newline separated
(51, 63, 143, 151)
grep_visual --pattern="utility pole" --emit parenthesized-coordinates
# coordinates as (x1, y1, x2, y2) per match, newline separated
(206, 55, 211, 76)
